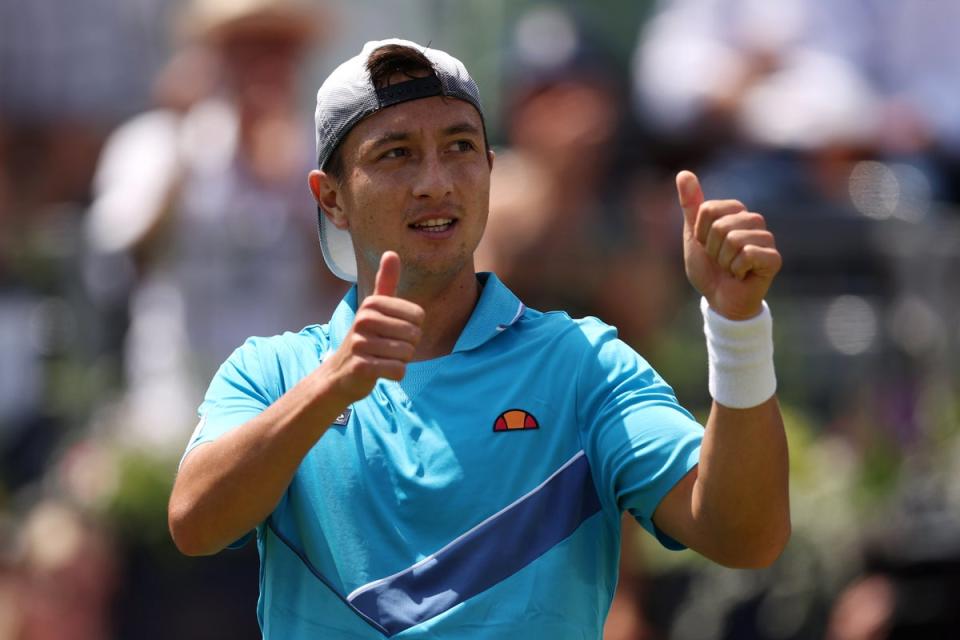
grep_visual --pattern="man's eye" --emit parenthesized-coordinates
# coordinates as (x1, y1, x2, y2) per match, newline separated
(382, 148, 409, 159)
(451, 140, 476, 152)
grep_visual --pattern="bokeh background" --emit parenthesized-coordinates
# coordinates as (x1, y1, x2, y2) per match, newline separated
(1, 0, 959, 638)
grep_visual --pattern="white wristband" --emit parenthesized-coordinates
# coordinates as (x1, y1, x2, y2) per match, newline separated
(701, 297, 777, 409)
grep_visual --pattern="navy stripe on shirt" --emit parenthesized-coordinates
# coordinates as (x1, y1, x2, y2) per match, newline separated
(345, 450, 602, 636)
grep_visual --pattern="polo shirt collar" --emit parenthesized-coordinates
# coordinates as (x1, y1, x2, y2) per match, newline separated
(327, 272, 525, 355)
(453, 272, 525, 353)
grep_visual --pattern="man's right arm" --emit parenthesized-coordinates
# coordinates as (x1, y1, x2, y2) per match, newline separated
(168, 252, 422, 556)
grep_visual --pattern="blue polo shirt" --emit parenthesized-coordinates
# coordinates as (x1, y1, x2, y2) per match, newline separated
(186, 273, 703, 639)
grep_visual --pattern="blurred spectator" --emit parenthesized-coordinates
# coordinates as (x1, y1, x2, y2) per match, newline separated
(808, 2, 960, 205)
(0, 0, 169, 214)
(479, 4, 682, 351)
(633, 0, 960, 210)
(8, 500, 119, 640)
(632, 0, 879, 208)
(86, 0, 345, 455)
(0, 0, 169, 496)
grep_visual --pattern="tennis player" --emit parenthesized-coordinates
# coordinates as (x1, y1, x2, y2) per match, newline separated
(169, 38, 789, 638)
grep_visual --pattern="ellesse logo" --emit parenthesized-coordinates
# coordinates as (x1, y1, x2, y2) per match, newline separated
(493, 409, 539, 432)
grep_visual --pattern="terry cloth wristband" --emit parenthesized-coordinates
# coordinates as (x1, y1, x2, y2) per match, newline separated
(701, 297, 776, 409)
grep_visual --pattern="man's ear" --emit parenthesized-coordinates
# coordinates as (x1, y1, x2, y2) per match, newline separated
(308, 170, 349, 230)
(487, 148, 495, 171)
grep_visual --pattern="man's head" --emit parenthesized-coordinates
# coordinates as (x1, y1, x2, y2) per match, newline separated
(308, 39, 492, 286)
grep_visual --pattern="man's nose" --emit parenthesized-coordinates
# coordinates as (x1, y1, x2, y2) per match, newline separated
(411, 152, 453, 199)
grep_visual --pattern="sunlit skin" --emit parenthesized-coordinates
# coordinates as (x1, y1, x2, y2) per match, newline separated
(310, 96, 494, 303)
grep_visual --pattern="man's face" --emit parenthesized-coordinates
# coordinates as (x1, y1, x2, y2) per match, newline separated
(322, 95, 493, 290)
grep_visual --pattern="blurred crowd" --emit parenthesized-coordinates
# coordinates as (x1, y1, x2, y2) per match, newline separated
(1, 0, 958, 638)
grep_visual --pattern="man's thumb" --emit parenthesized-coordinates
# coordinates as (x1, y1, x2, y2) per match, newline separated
(676, 170, 704, 228)
(374, 251, 401, 296)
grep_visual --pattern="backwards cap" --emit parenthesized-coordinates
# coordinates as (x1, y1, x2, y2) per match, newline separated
(314, 38, 485, 282)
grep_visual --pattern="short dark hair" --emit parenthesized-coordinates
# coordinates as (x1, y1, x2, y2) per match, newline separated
(322, 45, 437, 181)
(322, 44, 489, 182)
(366, 43, 437, 88)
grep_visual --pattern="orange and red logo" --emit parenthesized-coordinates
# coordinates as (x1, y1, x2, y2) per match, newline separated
(493, 409, 539, 432)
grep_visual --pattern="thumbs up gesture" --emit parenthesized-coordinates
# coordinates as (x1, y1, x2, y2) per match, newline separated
(323, 251, 424, 404)
(676, 171, 782, 320)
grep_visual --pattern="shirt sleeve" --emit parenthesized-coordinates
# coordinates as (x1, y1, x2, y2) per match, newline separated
(182, 336, 279, 461)
(180, 337, 282, 550)
(576, 319, 703, 550)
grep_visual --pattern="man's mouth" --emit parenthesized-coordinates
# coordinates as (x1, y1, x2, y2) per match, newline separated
(409, 218, 457, 233)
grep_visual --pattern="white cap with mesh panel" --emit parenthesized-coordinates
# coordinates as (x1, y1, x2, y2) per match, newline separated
(314, 38, 486, 282)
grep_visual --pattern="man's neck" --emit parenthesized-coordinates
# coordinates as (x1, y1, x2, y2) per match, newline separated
(359, 268, 481, 361)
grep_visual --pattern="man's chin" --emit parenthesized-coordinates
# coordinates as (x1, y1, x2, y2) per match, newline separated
(397, 255, 475, 288)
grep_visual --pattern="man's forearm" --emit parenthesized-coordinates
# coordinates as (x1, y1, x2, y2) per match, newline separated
(168, 367, 348, 556)
(693, 396, 790, 567)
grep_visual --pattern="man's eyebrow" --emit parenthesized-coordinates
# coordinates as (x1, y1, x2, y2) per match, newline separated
(443, 122, 482, 137)
(368, 131, 411, 148)
(365, 122, 482, 150)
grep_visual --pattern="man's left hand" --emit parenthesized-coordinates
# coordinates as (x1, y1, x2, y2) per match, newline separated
(676, 170, 781, 320)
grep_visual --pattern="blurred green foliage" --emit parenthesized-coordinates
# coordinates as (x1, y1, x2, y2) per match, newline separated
(105, 450, 178, 550)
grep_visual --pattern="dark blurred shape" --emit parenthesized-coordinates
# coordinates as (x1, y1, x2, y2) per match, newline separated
(827, 479, 960, 640)
(113, 539, 260, 640)
(479, 4, 679, 353)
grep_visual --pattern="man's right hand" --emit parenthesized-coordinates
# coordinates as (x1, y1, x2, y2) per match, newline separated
(322, 251, 424, 404)
(170, 250, 423, 556)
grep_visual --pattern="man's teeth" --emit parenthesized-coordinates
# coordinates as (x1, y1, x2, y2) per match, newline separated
(412, 218, 454, 230)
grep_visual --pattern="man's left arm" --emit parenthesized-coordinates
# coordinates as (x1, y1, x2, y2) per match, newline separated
(653, 171, 790, 569)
